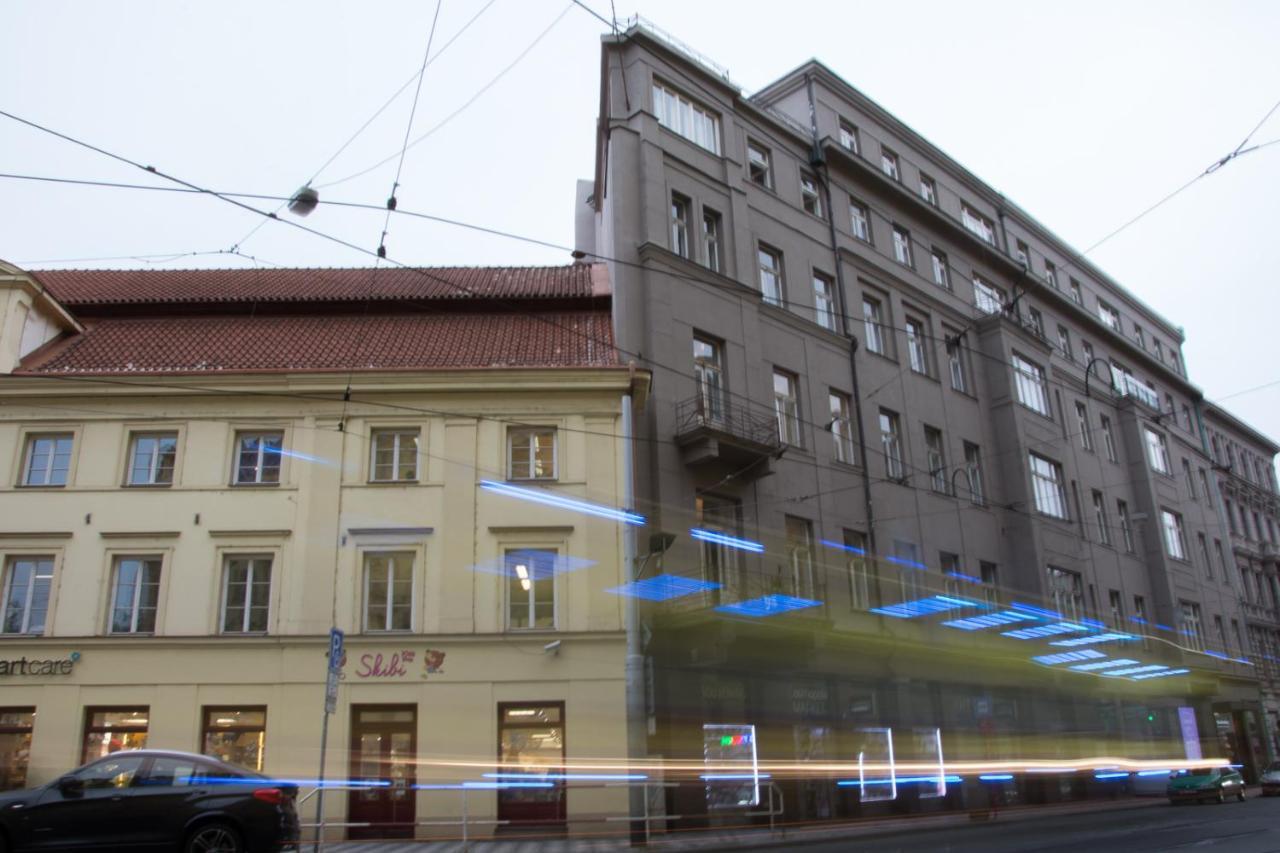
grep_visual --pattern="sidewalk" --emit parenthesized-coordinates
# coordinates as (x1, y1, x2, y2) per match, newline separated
(321, 793, 1171, 852)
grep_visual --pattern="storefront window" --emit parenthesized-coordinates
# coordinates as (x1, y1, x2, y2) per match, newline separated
(498, 703, 565, 825)
(202, 707, 266, 772)
(82, 707, 149, 764)
(0, 708, 34, 790)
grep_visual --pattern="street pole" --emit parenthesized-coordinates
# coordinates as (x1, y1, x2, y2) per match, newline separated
(312, 710, 330, 853)
(622, 390, 648, 844)
(314, 627, 343, 853)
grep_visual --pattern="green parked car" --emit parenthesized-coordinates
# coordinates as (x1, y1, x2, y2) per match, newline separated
(1167, 766, 1246, 804)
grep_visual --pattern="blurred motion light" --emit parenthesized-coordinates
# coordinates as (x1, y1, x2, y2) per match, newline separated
(1049, 632, 1137, 647)
(606, 574, 720, 601)
(480, 480, 645, 525)
(1067, 658, 1141, 672)
(1130, 668, 1190, 680)
(1102, 664, 1168, 677)
(942, 610, 1036, 630)
(715, 594, 821, 617)
(1032, 649, 1107, 666)
(690, 528, 764, 553)
(1002, 622, 1089, 640)
(871, 595, 987, 619)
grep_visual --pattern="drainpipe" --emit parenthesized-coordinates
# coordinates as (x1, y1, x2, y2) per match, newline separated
(621, 387, 647, 844)
(806, 73, 877, 559)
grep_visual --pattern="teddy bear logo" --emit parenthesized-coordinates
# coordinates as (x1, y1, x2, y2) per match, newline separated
(422, 649, 446, 678)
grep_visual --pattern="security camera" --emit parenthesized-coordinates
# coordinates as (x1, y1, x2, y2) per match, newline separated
(543, 640, 561, 656)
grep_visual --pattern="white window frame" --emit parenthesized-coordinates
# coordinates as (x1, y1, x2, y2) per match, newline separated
(232, 431, 283, 486)
(931, 250, 950, 289)
(1012, 354, 1050, 416)
(964, 442, 985, 505)
(1179, 601, 1204, 652)
(919, 175, 937, 205)
(880, 410, 904, 480)
(701, 208, 722, 273)
(21, 433, 73, 487)
(1162, 510, 1188, 561)
(363, 551, 414, 633)
(925, 426, 947, 493)
(652, 81, 720, 153)
(1100, 415, 1118, 462)
(812, 273, 836, 331)
(1118, 500, 1135, 553)
(220, 555, 273, 634)
(747, 140, 773, 189)
(1, 556, 54, 636)
(880, 149, 900, 181)
(1092, 490, 1111, 545)
(126, 432, 178, 487)
(863, 296, 886, 355)
(670, 193, 691, 258)
(946, 334, 968, 393)
(892, 225, 913, 267)
(1030, 454, 1068, 519)
(800, 174, 824, 218)
(108, 556, 162, 635)
(905, 318, 929, 375)
(507, 427, 558, 481)
(850, 200, 871, 242)
(369, 428, 420, 483)
(773, 369, 801, 446)
(829, 391, 855, 465)
(506, 548, 557, 631)
(1144, 428, 1172, 475)
(1098, 301, 1121, 332)
(757, 245, 783, 306)
(1069, 279, 1082, 304)
(961, 204, 996, 244)
(839, 120, 859, 154)
(973, 276, 1004, 315)
(1075, 402, 1093, 451)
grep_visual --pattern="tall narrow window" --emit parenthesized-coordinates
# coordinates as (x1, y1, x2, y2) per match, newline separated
(1179, 601, 1204, 652)
(931, 250, 950, 289)
(1057, 325, 1073, 360)
(925, 426, 947, 493)
(773, 370, 801, 446)
(863, 296, 886, 355)
(980, 561, 999, 605)
(109, 556, 161, 634)
(946, 333, 968, 393)
(0, 709, 35, 790)
(1100, 415, 1117, 462)
(1134, 325, 1146, 349)
(1117, 500, 1135, 553)
(364, 552, 413, 632)
(220, 556, 272, 634)
(850, 200, 871, 242)
(693, 336, 725, 422)
(1144, 428, 1171, 474)
(697, 496, 741, 596)
(2, 557, 53, 636)
(905, 318, 929, 375)
(1069, 278, 1082, 304)
(747, 141, 773, 189)
(829, 391, 855, 465)
(652, 81, 720, 153)
(1098, 301, 1121, 332)
(973, 275, 1004, 315)
(21, 434, 73, 487)
(233, 431, 283, 485)
(670, 193, 691, 258)
(880, 410, 904, 480)
(757, 245, 783, 306)
(919, 175, 937, 205)
(1081, 340, 1095, 364)
(1043, 260, 1058, 289)
(800, 174, 824, 218)
(1198, 533, 1212, 579)
(701, 208, 722, 273)
(1012, 354, 1050, 416)
(370, 428, 419, 482)
(880, 148, 900, 181)
(964, 442, 985, 505)
(839, 120, 860, 154)
(1161, 509, 1188, 560)
(961, 204, 996, 244)
(1030, 454, 1068, 519)
(1047, 567, 1084, 621)
(844, 530, 870, 609)
(506, 549, 555, 630)
(812, 273, 836, 331)
(1092, 490, 1111, 545)
(1026, 307, 1044, 339)
(1182, 459, 1196, 499)
(1108, 589, 1125, 629)
(892, 225, 913, 267)
(508, 428, 557, 480)
(785, 516, 816, 599)
(1015, 240, 1031, 268)
(1075, 402, 1093, 451)
(127, 433, 177, 486)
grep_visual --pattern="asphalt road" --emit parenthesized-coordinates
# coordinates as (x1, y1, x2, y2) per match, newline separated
(779, 796, 1280, 852)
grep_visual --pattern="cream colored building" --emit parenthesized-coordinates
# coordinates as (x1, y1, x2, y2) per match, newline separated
(0, 259, 647, 840)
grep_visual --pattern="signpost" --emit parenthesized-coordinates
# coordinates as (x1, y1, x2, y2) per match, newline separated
(313, 628, 344, 853)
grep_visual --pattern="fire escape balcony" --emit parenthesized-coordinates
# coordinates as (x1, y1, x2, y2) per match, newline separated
(673, 393, 783, 472)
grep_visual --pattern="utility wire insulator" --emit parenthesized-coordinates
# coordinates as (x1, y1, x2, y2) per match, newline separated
(387, 196, 398, 211)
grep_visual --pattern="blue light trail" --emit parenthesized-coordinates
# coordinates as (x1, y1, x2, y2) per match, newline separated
(480, 480, 645, 525)
(1032, 649, 1107, 666)
(1010, 602, 1064, 619)
(1049, 632, 1137, 647)
(1002, 622, 1089, 640)
(690, 528, 765, 553)
(870, 595, 987, 619)
(714, 594, 821, 617)
(606, 574, 720, 601)
(942, 610, 1035, 630)
(1130, 668, 1190, 680)
(1067, 658, 1141, 672)
(979, 774, 1014, 781)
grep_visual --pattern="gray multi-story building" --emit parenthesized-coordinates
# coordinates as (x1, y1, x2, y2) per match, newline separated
(576, 18, 1276, 821)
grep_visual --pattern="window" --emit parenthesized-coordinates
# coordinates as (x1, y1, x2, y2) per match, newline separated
(0, 709, 35, 791)
(202, 708, 267, 772)
(961, 204, 996, 244)
(1026, 307, 1044, 339)
(1226, 499, 1238, 534)
(862, 296, 886, 355)
(829, 391, 855, 465)
(905, 318, 929, 375)
(1179, 601, 1204, 652)
(1074, 402, 1093, 451)
(800, 174, 824, 218)
(1100, 415, 1117, 462)
(757, 245, 784, 306)
(1161, 509, 1188, 560)
(1030, 454, 1068, 519)
(693, 336, 725, 421)
(2, 557, 53, 636)
(1198, 534, 1212, 579)
(1118, 500, 1135, 553)
(941, 553, 962, 597)
(931, 250, 950, 289)
(506, 549, 555, 630)
(925, 426, 947, 493)
(1057, 325, 1073, 360)
(1154, 339, 1164, 362)
(697, 495, 742, 596)
(964, 442, 985, 505)
(1181, 459, 1195, 499)
(1144, 428, 1171, 474)
(980, 561, 999, 605)
(747, 141, 772, 188)
(1015, 240, 1030, 268)
(652, 81, 720, 153)
(82, 710, 149, 764)
(1081, 340, 1095, 365)
(773, 369, 801, 446)
(1012, 354, 1050, 416)
(1044, 260, 1058, 289)
(1069, 278, 1083, 304)
(880, 148, 900, 181)
(1098, 301, 1121, 332)
(1134, 325, 1146, 348)
(785, 516, 816, 599)
(21, 433, 73, 486)
(127, 432, 177, 486)
(364, 552, 413, 632)
(370, 428, 419, 482)
(973, 275, 1004, 315)
(1109, 590, 1125, 629)
(946, 332, 969, 393)
(844, 530, 870, 609)
(220, 556, 271, 634)
(919, 174, 937, 205)
(893, 540, 923, 601)
(1092, 490, 1111, 545)
(838, 120, 860, 154)
(850, 199, 871, 242)
(702, 208, 723, 273)
(508, 428, 556, 480)
(880, 409, 904, 480)
(1047, 566, 1084, 621)
(233, 431, 282, 485)
(670, 193, 691, 258)
(892, 225, 913, 266)
(813, 273, 836, 331)
(108, 557, 161, 634)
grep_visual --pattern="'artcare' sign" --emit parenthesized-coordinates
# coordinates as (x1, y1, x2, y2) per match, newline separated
(340, 648, 446, 680)
(0, 651, 80, 677)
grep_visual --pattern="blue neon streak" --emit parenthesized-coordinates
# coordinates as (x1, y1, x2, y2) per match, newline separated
(700, 773, 772, 780)
(715, 594, 821, 617)
(871, 595, 986, 619)
(1010, 602, 1063, 619)
(690, 527, 765, 553)
(484, 773, 648, 781)
(945, 570, 984, 584)
(837, 775, 961, 786)
(1204, 650, 1230, 660)
(1103, 664, 1168, 677)
(1095, 772, 1129, 780)
(1129, 615, 1148, 624)
(1068, 658, 1141, 672)
(1154, 623, 1174, 632)
(1049, 632, 1137, 647)
(1032, 649, 1107, 666)
(480, 480, 645, 525)
(1130, 668, 1190, 680)
(820, 539, 865, 555)
(979, 774, 1014, 781)
(885, 555, 928, 570)
(605, 574, 720, 602)
(1137, 770, 1174, 777)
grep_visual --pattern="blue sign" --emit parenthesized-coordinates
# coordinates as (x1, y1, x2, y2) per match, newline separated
(328, 628, 345, 674)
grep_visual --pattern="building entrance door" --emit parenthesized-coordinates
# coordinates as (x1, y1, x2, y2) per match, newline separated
(497, 702, 566, 829)
(348, 705, 416, 839)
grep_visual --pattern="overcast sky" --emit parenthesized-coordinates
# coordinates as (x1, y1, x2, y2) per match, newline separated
(3, 1, 1278, 445)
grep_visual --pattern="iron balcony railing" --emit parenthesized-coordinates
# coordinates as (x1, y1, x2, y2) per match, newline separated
(674, 393, 783, 451)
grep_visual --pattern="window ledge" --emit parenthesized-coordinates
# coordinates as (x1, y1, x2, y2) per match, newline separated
(123, 483, 173, 490)
(229, 482, 282, 489)
(365, 479, 421, 486)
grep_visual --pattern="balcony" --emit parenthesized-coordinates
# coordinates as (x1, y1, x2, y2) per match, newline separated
(673, 393, 783, 472)
(1244, 602, 1280, 626)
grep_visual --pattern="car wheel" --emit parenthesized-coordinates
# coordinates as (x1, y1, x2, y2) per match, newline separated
(185, 822, 243, 853)
(1238, 789, 1246, 802)
(1215, 790, 1225, 804)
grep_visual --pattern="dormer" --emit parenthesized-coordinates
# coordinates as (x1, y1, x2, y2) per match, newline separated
(0, 259, 82, 374)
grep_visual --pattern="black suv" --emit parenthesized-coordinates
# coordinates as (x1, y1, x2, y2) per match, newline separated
(0, 750, 299, 852)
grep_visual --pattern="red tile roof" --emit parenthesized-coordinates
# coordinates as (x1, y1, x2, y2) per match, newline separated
(33, 264, 608, 306)
(19, 311, 619, 375)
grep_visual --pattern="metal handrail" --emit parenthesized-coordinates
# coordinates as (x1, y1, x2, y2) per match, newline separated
(674, 393, 782, 450)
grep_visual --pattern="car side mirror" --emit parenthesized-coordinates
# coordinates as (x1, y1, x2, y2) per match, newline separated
(56, 775, 84, 797)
